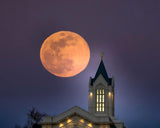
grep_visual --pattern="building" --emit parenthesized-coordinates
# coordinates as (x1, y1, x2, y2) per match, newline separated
(41, 54, 126, 128)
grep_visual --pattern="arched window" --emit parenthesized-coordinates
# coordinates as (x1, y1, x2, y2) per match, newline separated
(96, 89, 104, 112)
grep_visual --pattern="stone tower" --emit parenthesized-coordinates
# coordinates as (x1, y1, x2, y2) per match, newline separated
(88, 54, 114, 117)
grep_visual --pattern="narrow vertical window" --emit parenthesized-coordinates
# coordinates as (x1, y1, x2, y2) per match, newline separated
(102, 95, 104, 102)
(96, 89, 105, 112)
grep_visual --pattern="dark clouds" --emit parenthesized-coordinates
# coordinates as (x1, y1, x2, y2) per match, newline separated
(0, 0, 160, 128)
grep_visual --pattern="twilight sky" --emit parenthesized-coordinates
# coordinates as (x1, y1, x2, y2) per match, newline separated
(1, 0, 160, 128)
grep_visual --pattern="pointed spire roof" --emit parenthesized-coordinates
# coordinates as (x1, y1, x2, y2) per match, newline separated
(91, 53, 112, 85)
(95, 60, 109, 81)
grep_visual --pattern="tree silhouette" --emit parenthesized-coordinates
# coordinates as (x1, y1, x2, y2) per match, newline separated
(27, 107, 46, 128)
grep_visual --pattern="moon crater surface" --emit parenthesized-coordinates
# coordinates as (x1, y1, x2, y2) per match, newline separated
(40, 31, 90, 77)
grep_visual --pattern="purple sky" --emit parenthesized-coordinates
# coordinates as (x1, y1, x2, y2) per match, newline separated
(0, 0, 160, 128)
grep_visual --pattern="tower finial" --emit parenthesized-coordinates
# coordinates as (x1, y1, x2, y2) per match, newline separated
(101, 52, 104, 60)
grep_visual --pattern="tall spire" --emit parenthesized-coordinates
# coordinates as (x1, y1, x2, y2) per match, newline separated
(90, 53, 112, 85)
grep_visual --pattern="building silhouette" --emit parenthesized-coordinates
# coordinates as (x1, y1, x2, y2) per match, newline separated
(41, 54, 126, 128)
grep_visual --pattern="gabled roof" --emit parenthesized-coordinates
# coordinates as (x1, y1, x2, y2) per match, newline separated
(41, 106, 122, 125)
(91, 60, 112, 85)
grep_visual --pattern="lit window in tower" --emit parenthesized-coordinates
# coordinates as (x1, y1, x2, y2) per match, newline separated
(102, 103, 104, 111)
(96, 89, 105, 112)
(102, 95, 104, 102)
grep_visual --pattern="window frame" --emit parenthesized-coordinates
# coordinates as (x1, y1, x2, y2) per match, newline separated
(96, 88, 105, 112)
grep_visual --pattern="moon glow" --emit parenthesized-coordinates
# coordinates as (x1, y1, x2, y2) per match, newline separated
(40, 31, 90, 77)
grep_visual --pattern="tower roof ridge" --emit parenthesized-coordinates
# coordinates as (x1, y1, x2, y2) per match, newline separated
(91, 59, 112, 85)
(95, 60, 109, 80)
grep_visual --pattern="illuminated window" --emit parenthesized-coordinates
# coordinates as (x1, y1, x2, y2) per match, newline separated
(88, 123, 92, 127)
(59, 123, 64, 127)
(97, 95, 99, 102)
(96, 89, 105, 112)
(97, 104, 98, 111)
(67, 119, 72, 123)
(80, 119, 84, 123)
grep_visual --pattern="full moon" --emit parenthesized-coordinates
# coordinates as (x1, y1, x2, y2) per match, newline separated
(40, 31, 90, 77)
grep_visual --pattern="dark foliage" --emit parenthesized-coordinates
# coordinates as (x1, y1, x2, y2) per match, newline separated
(27, 107, 46, 124)
(26, 107, 46, 128)
(32, 124, 41, 128)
